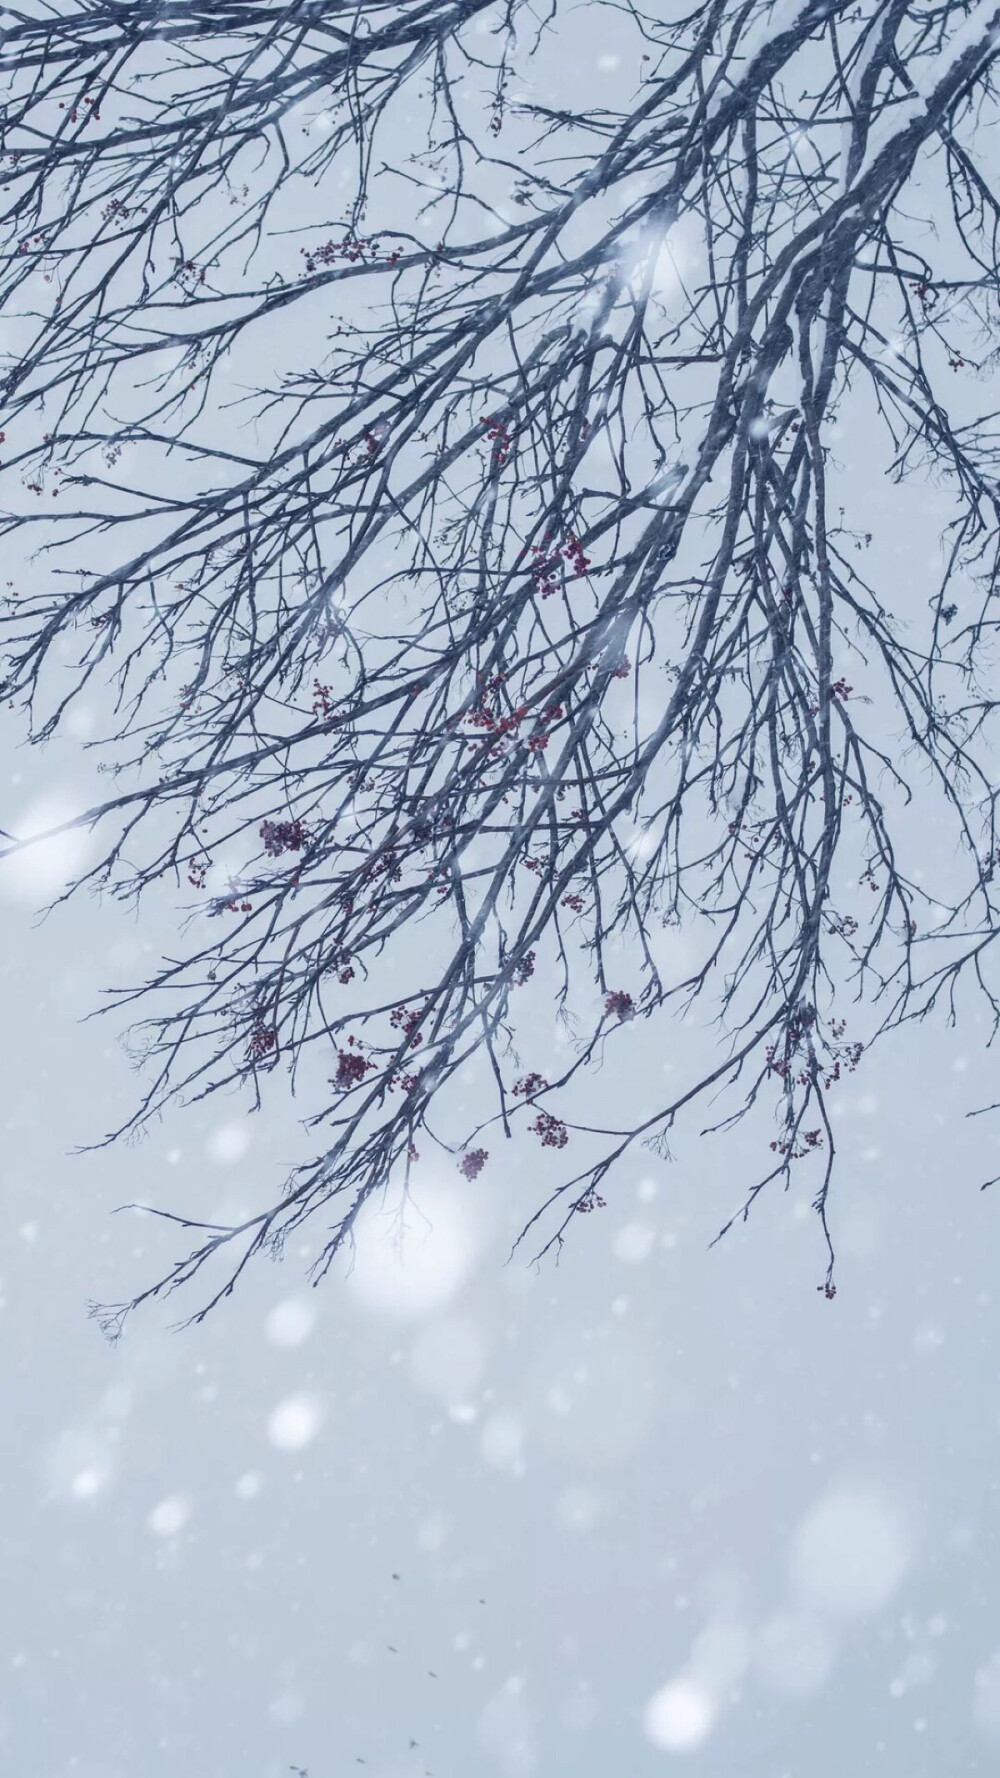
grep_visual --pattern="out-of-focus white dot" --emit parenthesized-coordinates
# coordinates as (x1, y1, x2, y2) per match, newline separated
(346, 1178, 481, 1320)
(643, 1674, 715, 1752)
(637, 1176, 659, 1203)
(753, 1609, 836, 1695)
(690, 1621, 749, 1691)
(0, 793, 93, 905)
(70, 1466, 105, 1501)
(417, 1512, 448, 1552)
(267, 1394, 322, 1452)
(974, 1650, 1000, 1739)
(206, 1122, 250, 1165)
(889, 1650, 935, 1697)
(46, 1429, 114, 1501)
(790, 1485, 914, 1616)
(312, 111, 334, 136)
(236, 1472, 261, 1499)
(555, 1485, 601, 1532)
(269, 1690, 304, 1725)
(477, 1677, 538, 1776)
(99, 1385, 132, 1421)
(19, 1222, 38, 1246)
(265, 1296, 316, 1348)
(147, 1494, 191, 1538)
(613, 1222, 656, 1264)
(63, 705, 96, 740)
(597, 53, 619, 70)
(913, 1322, 944, 1353)
(481, 1413, 525, 1471)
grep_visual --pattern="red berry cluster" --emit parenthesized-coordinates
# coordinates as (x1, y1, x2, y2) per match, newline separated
(563, 532, 590, 577)
(576, 1187, 606, 1213)
(390, 1004, 425, 1047)
(482, 416, 512, 466)
(260, 817, 310, 857)
(334, 1043, 375, 1089)
(387, 1069, 419, 1094)
(826, 912, 858, 939)
(187, 858, 210, 889)
(57, 94, 100, 120)
(247, 1024, 277, 1059)
(512, 951, 536, 985)
(530, 540, 559, 598)
(560, 893, 585, 912)
(312, 679, 333, 718)
(458, 1148, 488, 1180)
(604, 990, 634, 1021)
(513, 1072, 548, 1098)
(173, 258, 206, 290)
(529, 532, 590, 598)
(529, 1110, 569, 1148)
(770, 1127, 823, 1158)
(300, 235, 401, 276)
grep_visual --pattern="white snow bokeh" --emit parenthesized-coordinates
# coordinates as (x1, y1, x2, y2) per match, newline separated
(268, 1688, 305, 1726)
(643, 1673, 716, 1753)
(689, 1619, 750, 1694)
(346, 1176, 482, 1320)
(480, 1411, 526, 1474)
(205, 1121, 251, 1165)
(44, 1426, 116, 1503)
(265, 1295, 316, 1349)
(789, 1483, 915, 1617)
(646, 213, 707, 315)
(555, 1484, 602, 1533)
(0, 793, 93, 905)
(476, 1675, 539, 1777)
(974, 1649, 1000, 1740)
(266, 1393, 323, 1452)
(752, 1608, 838, 1696)
(146, 1494, 192, 1538)
(613, 1220, 657, 1264)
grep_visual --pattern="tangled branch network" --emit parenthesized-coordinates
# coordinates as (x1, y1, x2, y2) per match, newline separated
(2, 0, 1000, 1327)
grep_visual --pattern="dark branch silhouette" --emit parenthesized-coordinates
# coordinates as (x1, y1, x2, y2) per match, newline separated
(2, 0, 1000, 1328)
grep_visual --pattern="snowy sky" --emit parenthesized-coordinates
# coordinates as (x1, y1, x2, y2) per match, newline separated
(4, 8, 1000, 1778)
(5, 548, 1000, 1778)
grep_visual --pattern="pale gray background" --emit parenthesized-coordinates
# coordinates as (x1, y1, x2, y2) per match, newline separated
(3, 9, 1000, 1776)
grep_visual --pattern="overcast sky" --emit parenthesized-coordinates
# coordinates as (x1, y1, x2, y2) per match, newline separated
(4, 4, 1000, 1776)
(5, 591, 1000, 1778)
